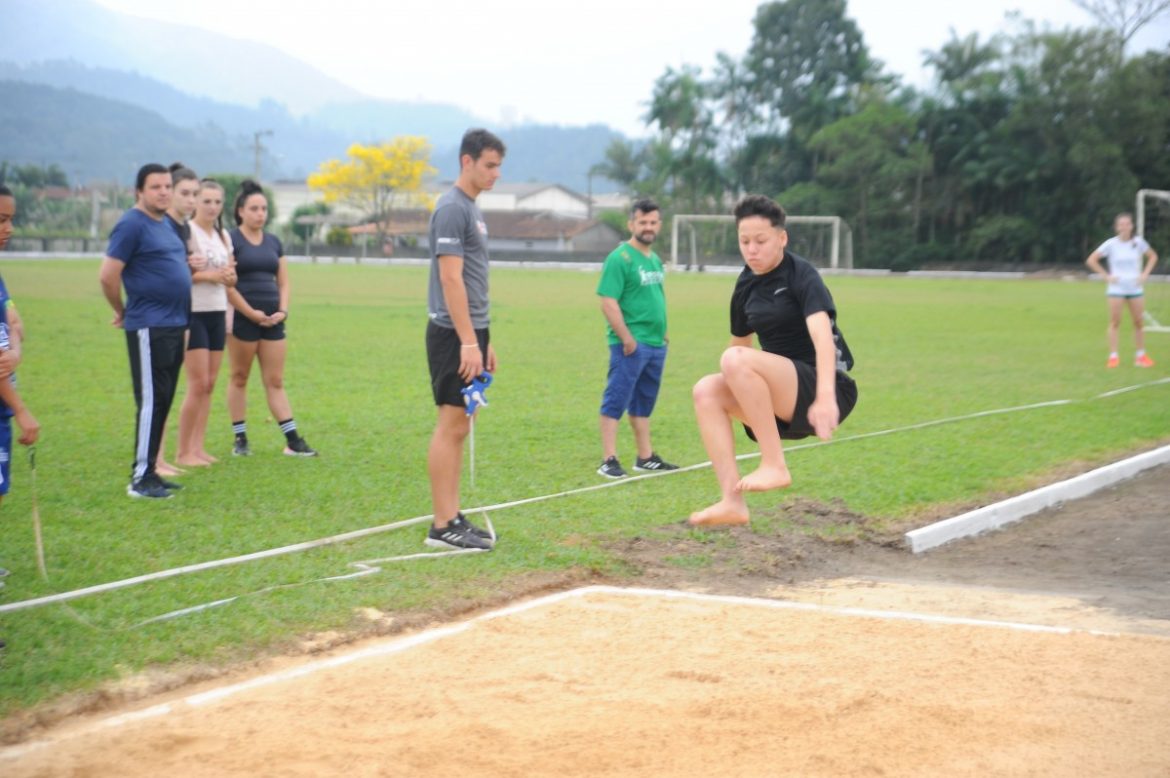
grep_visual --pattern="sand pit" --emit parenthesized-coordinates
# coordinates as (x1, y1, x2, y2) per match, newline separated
(5, 586, 1169, 777)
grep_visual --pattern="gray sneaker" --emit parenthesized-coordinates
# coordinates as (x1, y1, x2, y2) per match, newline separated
(634, 453, 679, 472)
(597, 456, 628, 478)
(425, 521, 493, 551)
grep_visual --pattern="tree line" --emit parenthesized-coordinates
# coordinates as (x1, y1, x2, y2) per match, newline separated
(592, 0, 1170, 268)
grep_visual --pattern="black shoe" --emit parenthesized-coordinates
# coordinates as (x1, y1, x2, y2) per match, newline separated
(634, 452, 679, 472)
(128, 476, 173, 499)
(0, 567, 8, 577)
(283, 437, 318, 457)
(425, 520, 493, 551)
(0, 637, 6, 649)
(597, 456, 628, 478)
(157, 477, 184, 490)
(233, 438, 251, 456)
(452, 513, 496, 544)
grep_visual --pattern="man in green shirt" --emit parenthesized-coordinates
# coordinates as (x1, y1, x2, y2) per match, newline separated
(596, 199, 678, 478)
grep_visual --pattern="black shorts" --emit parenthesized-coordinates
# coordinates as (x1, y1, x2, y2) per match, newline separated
(745, 364, 858, 442)
(426, 321, 489, 407)
(232, 299, 286, 342)
(188, 310, 227, 351)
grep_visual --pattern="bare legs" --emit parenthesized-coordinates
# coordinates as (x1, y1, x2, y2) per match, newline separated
(177, 347, 224, 466)
(1108, 296, 1149, 355)
(227, 336, 294, 444)
(689, 347, 801, 527)
(429, 405, 470, 528)
(599, 414, 653, 461)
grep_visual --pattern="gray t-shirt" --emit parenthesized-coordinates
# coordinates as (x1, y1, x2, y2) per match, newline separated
(427, 187, 490, 329)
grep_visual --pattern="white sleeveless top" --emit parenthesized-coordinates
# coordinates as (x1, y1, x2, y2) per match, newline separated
(189, 222, 232, 312)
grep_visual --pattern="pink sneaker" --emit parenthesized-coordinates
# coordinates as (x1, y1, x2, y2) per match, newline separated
(1106, 355, 1120, 368)
(1135, 353, 1155, 368)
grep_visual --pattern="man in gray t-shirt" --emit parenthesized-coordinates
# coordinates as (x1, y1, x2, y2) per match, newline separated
(423, 128, 506, 552)
(427, 189, 490, 329)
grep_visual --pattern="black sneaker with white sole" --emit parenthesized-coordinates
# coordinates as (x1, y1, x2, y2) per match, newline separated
(284, 437, 318, 457)
(233, 437, 251, 456)
(597, 456, 628, 478)
(127, 475, 173, 499)
(451, 513, 495, 544)
(634, 453, 679, 472)
(425, 520, 493, 551)
(157, 477, 184, 490)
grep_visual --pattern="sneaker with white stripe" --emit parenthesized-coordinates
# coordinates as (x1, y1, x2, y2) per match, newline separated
(634, 453, 678, 472)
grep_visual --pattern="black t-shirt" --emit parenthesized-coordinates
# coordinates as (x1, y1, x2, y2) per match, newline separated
(230, 228, 283, 303)
(165, 214, 192, 255)
(729, 251, 854, 371)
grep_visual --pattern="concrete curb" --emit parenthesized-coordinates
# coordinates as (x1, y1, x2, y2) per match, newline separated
(905, 445, 1170, 553)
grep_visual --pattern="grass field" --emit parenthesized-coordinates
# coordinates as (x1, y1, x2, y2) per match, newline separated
(0, 259, 1167, 718)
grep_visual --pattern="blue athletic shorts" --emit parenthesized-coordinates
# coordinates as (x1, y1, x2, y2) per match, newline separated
(600, 342, 667, 419)
(0, 419, 11, 496)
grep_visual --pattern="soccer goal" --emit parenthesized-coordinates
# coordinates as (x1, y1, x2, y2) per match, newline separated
(669, 214, 853, 271)
(1136, 189, 1170, 333)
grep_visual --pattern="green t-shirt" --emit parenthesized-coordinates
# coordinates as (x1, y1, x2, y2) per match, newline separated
(596, 242, 667, 347)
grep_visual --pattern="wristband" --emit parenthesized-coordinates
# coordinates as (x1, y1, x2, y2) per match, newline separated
(461, 344, 479, 349)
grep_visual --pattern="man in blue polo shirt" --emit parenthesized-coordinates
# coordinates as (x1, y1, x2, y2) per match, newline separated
(99, 163, 193, 499)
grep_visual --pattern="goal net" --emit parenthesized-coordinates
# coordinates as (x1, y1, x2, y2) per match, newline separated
(1136, 189, 1170, 333)
(669, 215, 853, 271)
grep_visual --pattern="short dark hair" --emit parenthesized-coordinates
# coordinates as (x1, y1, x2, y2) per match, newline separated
(168, 161, 198, 187)
(233, 179, 266, 227)
(459, 128, 506, 162)
(630, 198, 660, 218)
(734, 195, 786, 228)
(135, 163, 170, 192)
(0, 185, 12, 198)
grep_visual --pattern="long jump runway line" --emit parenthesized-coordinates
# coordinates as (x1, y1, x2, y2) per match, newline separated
(5, 584, 1164, 765)
(1, 378, 1167, 618)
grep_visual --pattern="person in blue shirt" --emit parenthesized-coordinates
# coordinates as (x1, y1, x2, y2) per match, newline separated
(99, 164, 193, 499)
(0, 184, 42, 650)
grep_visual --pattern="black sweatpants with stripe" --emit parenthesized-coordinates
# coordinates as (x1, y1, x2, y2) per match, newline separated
(126, 326, 185, 483)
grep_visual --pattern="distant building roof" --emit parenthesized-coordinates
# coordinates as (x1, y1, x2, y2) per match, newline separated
(349, 209, 608, 240)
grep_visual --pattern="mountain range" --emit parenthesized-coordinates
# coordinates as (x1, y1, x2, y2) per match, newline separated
(2, 0, 629, 190)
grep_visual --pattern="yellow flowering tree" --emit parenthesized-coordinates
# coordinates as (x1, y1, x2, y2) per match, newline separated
(307, 136, 436, 249)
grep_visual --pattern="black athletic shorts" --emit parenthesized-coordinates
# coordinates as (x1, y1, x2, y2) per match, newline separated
(426, 321, 489, 407)
(744, 363, 858, 442)
(188, 310, 227, 351)
(231, 298, 286, 342)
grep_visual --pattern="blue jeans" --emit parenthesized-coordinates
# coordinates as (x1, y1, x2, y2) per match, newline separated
(600, 342, 667, 419)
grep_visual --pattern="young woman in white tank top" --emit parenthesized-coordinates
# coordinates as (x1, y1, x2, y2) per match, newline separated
(176, 179, 238, 465)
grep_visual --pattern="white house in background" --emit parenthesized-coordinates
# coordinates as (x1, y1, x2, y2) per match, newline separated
(476, 183, 590, 216)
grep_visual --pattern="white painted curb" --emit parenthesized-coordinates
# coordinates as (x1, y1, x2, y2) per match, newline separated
(905, 445, 1170, 553)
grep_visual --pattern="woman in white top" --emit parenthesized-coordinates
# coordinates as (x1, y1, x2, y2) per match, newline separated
(176, 179, 237, 465)
(1085, 212, 1159, 368)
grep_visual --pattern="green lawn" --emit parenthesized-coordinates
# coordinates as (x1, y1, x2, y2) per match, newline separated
(0, 260, 1167, 716)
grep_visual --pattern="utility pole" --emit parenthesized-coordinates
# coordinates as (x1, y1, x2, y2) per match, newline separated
(253, 130, 274, 180)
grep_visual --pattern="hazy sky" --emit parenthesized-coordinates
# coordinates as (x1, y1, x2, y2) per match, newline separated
(94, 0, 1170, 135)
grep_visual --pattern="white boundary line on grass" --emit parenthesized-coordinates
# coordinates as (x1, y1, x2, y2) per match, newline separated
(0, 395, 1104, 615)
(3, 383, 1167, 616)
(1, 584, 1145, 764)
(905, 443, 1170, 553)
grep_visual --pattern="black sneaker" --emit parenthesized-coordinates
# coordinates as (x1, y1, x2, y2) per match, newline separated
(128, 476, 173, 499)
(452, 513, 496, 544)
(232, 438, 251, 456)
(597, 456, 628, 478)
(634, 453, 679, 472)
(0, 567, 8, 577)
(157, 477, 184, 490)
(283, 437, 318, 457)
(425, 521, 493, 551)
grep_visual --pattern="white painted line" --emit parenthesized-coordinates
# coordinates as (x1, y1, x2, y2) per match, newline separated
(2, 584, 1144, 763)
(2, 389, 1162, 614)
(905, 444, 1170, 553)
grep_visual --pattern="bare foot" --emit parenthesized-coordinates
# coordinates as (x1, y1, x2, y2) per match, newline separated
(197, 451, 219, 464)
(156, 462, 185, 477)
(736, 465, 792, 492)
(175, 456, 212, 467)
(688, 500, 750, 527)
